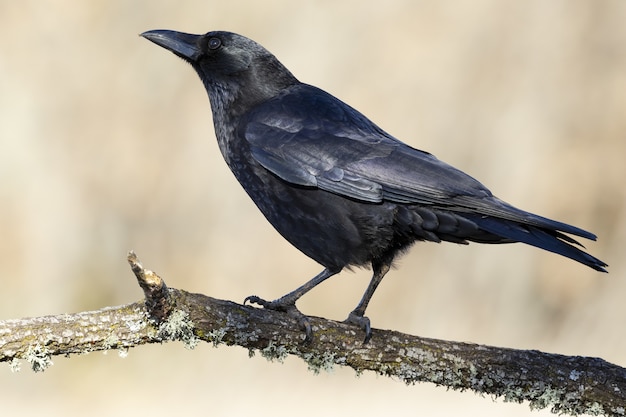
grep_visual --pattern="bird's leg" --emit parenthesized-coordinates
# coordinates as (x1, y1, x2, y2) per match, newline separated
(245, 267, 340, 342)
(344, 257, 393, 343)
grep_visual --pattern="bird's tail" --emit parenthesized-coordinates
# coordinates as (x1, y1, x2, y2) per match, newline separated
(463, 212, 608, 272)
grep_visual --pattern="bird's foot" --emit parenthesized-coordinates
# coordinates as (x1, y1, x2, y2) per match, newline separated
(344, 311, 372, 344)
(244, 295, 313, 343)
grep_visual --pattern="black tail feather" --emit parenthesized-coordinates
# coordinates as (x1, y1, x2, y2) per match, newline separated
(464, 215, 608, 272)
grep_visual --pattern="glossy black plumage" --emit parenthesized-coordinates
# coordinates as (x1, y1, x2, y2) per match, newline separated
(141, 29, 607, 342)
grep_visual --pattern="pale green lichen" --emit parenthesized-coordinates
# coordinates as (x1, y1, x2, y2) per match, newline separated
(25, 344, 53, 372)
(584, 402, 605, 415)
(102, 334, 120, 352)
(9, 358, 21, 373)
(260, 341, 289, 363)
(206, 328, 227, 347)
(157, 309, 198, 350)
(302, 350, 336, 374)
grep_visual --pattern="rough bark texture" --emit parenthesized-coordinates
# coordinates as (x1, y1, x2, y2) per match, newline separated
(0, 252, 624, 416)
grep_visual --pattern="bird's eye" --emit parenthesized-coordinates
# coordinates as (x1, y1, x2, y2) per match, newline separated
(207, 37, 222, 50)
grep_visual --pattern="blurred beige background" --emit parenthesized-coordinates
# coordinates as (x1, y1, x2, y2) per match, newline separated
(1, 1, 624, 415)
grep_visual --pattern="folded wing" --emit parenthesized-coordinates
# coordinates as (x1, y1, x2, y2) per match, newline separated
(241, 83, 607, 273)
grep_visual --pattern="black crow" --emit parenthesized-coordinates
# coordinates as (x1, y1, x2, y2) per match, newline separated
(141, 30, 607, 343)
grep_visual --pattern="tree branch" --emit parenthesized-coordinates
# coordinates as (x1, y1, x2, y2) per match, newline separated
(0, 252, 624, 416)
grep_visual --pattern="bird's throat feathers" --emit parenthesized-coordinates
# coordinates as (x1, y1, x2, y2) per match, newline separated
(200, 55, 298, 118)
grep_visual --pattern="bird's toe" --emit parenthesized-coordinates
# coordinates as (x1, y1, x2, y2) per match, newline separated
(344, 311, 372, 344)
(243, 295, 272, 308)
(244, 295, 313, 343)
(285, 306, 313, 344)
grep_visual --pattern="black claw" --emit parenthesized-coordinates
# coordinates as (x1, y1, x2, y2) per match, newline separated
(345, 311, 372, 344)
(244, 294, 312, 343)
(244, 295, 269, 307)
(304, 325, 312, 344)
(294, 314, 313, 344)
(362, 325, 372, 344)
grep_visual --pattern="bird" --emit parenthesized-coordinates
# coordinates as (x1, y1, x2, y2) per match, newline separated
(141, 29, 607, 343)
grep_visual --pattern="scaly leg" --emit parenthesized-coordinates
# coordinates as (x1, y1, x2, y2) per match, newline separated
(245, 267, 341, 342)
(344, 257, 393, 343)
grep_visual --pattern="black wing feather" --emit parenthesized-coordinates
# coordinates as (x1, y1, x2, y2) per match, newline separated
(242, 83, 607, 273)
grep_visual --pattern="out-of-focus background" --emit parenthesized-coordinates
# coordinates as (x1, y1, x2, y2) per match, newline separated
(1, 1, 624, 415)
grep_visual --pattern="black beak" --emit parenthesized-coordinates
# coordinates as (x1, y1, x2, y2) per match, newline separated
(141, 30, 202, 61)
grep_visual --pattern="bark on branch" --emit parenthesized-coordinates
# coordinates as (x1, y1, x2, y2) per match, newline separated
(0, 251, 624, 416)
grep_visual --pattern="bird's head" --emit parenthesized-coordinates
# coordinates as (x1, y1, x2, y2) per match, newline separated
(141, 30, 299, 114)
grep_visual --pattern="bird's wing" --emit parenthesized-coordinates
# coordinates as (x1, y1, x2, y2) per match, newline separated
(243, 84, 493, 206)
(242, 84, 599, 243)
